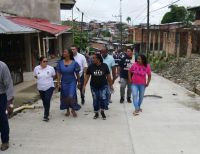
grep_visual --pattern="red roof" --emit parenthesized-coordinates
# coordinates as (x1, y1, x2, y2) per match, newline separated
(7, 17, 71, 36)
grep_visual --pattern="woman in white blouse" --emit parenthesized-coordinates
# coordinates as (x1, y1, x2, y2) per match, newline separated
(34, 57, 56, 121)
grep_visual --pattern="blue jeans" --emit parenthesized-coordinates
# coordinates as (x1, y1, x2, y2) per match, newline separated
(131, 84, 145, 110)
(39, 87, 54, 118)
(0, 93, 9, 143)
(91, 85, 109, 112)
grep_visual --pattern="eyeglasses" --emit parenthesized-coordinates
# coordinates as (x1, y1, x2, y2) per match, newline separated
(42, 61, 48, 63)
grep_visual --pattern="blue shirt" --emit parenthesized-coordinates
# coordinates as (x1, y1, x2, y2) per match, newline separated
(102, 54, 115, 72)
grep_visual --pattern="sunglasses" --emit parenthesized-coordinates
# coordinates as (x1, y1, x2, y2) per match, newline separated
(42, 60, 48, 63)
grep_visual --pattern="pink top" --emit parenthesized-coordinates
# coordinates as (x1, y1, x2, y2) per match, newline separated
(129, 62, 151, 85)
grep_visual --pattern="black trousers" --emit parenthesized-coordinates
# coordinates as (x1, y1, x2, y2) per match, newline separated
(0, 93, 9, 143)
(39, 87, 54, 118)
(79, 75, 85, 100)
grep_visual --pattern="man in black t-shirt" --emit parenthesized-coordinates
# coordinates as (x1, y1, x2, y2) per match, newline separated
(118, 48, 135, 103)
(83, 54, 113, 120)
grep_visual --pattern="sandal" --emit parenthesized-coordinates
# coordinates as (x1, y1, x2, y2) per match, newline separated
(71, 110, 77, 117)
(65, 109, 70, 116)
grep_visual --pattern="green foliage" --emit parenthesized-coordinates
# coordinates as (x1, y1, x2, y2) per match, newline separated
(161, 5, 195, 26)
(101, 30, 111, 37)
(62, 20, 89, 50)
(149, 51, 167, 72)
(126, 17, 131, 24)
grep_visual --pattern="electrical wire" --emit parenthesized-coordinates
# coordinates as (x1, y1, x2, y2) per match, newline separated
(150, 0, 181, 13)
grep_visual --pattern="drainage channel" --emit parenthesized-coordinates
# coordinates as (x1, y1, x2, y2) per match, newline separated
(122, 103, 136, 154)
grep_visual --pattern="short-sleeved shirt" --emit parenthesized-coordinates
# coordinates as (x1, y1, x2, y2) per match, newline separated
(102, 54, 115, 72)
(56, 60, 80, 84)
(119, 54, 135, 79)
(113, 53, 121, 66)
(129, 62, 151, 85)
(74, 53, 88, 77)
(34, 65, 56, 91)
(86, 63, 110, 88)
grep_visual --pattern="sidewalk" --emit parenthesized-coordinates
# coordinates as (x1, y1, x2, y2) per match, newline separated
(14, 72, 39, 108)
(5, 73, 200, 154)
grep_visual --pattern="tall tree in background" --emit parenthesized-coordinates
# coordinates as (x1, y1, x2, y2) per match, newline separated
(126, 16, 131, 24)
(161, 5, 195, 26)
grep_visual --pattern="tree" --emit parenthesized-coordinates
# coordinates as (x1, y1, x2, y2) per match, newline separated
(62, 20, 89, 50)
(161, 5, 195, 26)
(101, 30, 111, 37)
(126, 17, 131, 24)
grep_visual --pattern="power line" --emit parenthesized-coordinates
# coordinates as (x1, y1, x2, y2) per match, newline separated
(125, 0, 160, 17)
(150, 0, 181, 13)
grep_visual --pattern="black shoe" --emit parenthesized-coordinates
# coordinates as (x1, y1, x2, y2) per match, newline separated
(120, 97, 124, 103)
(93, 113, 99, 119)
(81, 98, 85, 105)
(43, 117, 49, 122)
(127, 97, 131, 103)
(101, 111, 106, 120)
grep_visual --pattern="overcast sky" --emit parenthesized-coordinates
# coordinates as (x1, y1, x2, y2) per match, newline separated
(61, 0, 200, 25)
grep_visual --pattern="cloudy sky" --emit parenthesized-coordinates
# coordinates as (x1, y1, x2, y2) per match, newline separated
(61, 0, 199, 25)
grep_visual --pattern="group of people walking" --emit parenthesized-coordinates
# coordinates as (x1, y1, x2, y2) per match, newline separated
(33, 45, 152, 120)
(0, 45, 151, 151)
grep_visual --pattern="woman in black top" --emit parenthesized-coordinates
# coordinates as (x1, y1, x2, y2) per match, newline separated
(83, 54, 113, 120)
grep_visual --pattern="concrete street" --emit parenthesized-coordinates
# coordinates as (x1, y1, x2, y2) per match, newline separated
(3, 73, 200, 154)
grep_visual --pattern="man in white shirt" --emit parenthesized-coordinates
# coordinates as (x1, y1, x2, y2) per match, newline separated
(71, 45, 88, 105)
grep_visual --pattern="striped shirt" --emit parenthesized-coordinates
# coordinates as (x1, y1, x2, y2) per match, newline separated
(0, 61, 14, 101)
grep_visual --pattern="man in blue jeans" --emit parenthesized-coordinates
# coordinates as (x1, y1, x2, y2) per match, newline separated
(0, 61, 14, 151)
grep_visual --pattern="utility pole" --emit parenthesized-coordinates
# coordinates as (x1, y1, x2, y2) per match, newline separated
(72, 8, 74, 43)
(120, 0, 123, 50)
(147, 0, 150, 59)
(80, 12, 84, 51)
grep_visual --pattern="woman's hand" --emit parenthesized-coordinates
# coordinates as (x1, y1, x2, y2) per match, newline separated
(57, 83, 61, 92)
(82, 86, 86, 94)
(145, 83, 149, 87)
(110, 85, 114, 93)
(77, 82, 81, 90)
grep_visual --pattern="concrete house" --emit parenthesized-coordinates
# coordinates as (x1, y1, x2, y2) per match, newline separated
(0, 0, 75, 70)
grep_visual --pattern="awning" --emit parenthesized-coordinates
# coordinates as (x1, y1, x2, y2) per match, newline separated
(7, 16, 71, 36)
(0, 16, 37, 34)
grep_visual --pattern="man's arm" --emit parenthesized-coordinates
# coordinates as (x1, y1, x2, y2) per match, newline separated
(2, 63, 14, 102)
(82, 55, 88, 74)
(82, 74, 90, 94)
(111, 66, 117, 84)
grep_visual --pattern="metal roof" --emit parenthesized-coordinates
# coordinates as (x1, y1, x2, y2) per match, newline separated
(187, 6, 200, 11)
(8, 17, 71, 36)
(0, 16, 37, 34)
